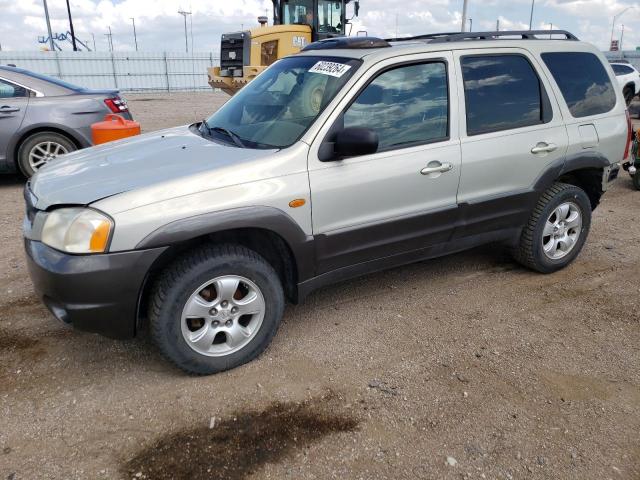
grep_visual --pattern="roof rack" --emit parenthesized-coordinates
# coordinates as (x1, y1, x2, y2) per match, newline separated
(386, 30, 579, 43)
(302, 36, 391, 52)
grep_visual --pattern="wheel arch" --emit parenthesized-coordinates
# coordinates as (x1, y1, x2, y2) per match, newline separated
(134, 206, 316, 333)
(10, 124, 86, 170)
(535, 152, 611, 211)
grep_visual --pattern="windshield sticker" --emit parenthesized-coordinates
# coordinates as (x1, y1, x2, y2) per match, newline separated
(309, 61, 352, 78)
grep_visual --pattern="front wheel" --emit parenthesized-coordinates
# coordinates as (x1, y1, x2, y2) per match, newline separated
(512, 183, 592, 273)
(149, 244, 285, 374)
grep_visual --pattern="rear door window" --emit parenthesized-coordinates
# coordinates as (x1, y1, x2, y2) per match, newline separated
(542, 52, 616, 118)
(461, 54, 551, 136)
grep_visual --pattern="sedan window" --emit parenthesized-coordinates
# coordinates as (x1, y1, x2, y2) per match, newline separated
(0, 79, 28, 98)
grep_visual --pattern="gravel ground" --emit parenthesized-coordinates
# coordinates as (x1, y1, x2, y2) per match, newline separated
(1, 91, 639, 480)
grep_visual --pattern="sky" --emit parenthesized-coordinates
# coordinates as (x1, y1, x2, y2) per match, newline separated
(0, 0, 638, 54)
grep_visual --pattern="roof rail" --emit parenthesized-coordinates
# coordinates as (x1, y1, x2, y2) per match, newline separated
(386, 30, 579, 43)
(302, 36, 391, 51)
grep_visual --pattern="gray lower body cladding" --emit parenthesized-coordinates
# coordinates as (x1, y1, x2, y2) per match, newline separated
(25, 238, 166, 339)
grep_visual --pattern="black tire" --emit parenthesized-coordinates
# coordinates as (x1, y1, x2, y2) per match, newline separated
(633, 173, 640, 191)
(17, 131, 77, 177)
(624, 87, 635, 107)
(512, 182, 592, 274)
(149, 244, 285, 375)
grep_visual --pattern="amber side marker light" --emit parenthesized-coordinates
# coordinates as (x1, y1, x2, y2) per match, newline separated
(89, 220, 112, 252)
(289, 199, 306, 208)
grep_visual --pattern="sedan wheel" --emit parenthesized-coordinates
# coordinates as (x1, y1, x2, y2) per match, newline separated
(28, 141, 69, 171)
(17, 132, 77, 177)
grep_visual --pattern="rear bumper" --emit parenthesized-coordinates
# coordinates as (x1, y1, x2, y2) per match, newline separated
(24, 238, 167, 339)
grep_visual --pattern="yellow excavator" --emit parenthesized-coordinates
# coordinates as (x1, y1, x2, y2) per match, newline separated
(208, 0, 360, 95)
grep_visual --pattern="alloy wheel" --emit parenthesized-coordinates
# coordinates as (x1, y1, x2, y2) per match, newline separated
(28, 141, 69, 171)
(180, 275, 266, 357)
(542, 201, 582, 260)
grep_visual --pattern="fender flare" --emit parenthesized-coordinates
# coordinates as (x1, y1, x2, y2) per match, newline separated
(135, 205, 315, 281)
(533, 151, 611, 193)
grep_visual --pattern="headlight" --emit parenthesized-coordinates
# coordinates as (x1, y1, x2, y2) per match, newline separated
(41, 208, 113, 254)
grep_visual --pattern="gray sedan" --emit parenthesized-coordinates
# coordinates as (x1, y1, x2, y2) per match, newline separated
(0, 65, 133, 177)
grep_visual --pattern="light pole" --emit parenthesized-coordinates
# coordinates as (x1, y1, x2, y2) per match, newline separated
(65, 0, 78, 51)
(461, 0, 468, 32)
(620, 23, 625, 57)
(611, 7, 634, 50)
(105, 26, 113, 52)
(529, 0, 535, 30)
(42, 0, 55, 51)
(468, 18, 473, 32)
(178, 10, 192, 53)
(130, 17, 138, 51)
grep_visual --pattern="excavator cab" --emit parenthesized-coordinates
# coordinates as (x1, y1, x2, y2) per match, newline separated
(208, 0, 358, 95)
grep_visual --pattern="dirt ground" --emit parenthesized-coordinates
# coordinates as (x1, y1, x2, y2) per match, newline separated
(1, 91, 639, 480)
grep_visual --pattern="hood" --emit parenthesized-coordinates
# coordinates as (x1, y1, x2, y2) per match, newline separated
(30, 125, 277, 210)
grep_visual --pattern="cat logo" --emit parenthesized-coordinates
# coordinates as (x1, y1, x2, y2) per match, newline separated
(292, 36, 308, 48)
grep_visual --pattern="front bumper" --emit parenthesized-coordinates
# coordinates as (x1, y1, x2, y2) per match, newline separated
(24, 238, 167, 339)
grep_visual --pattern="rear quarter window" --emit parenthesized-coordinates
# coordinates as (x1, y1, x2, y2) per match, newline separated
(542, 52, 616, 118)
(612, 64, 634, 76)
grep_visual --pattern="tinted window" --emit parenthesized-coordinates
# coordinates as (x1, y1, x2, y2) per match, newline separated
(542, 52, 616, 117)
(344, 62, 448, 151)
(461, 55, 548, 136)
(612, 64, 634, 76)
(0, 79, 27, 98)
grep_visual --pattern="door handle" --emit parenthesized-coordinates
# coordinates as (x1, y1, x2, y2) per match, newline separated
(421, 162, 453, 175)
(0, 106, 20, 113)
(531, 142, 557, 154)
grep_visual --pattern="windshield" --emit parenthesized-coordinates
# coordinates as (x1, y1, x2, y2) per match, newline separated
(205, 56, 361, 149)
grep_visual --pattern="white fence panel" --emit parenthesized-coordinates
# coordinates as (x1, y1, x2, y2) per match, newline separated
(0, 51, 219, 92)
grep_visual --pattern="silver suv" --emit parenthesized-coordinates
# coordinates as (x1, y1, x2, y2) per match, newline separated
(24, 31, 629, 374)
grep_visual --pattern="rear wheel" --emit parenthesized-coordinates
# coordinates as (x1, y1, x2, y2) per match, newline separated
(149, 244, 285, 375)
(512, 183, 592, 273)
(17, 132, 76, 177)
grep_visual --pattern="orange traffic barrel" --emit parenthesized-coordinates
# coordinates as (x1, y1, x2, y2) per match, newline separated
(92, 114, 141, 145)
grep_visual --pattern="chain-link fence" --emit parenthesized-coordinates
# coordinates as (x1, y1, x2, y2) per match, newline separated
(0, 51, 220, 92)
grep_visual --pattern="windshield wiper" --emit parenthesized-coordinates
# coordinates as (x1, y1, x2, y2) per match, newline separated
(199, 120, 212, 137)
(210, 126, 246, 148)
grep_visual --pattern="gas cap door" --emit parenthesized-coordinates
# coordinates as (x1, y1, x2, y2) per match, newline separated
(578, 124, 599, 149)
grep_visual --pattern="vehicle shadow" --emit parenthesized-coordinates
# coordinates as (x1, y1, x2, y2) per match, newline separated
(0, 173, 25, 187)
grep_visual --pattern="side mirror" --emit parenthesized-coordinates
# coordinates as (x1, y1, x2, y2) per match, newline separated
(334, 127, 378, 158)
